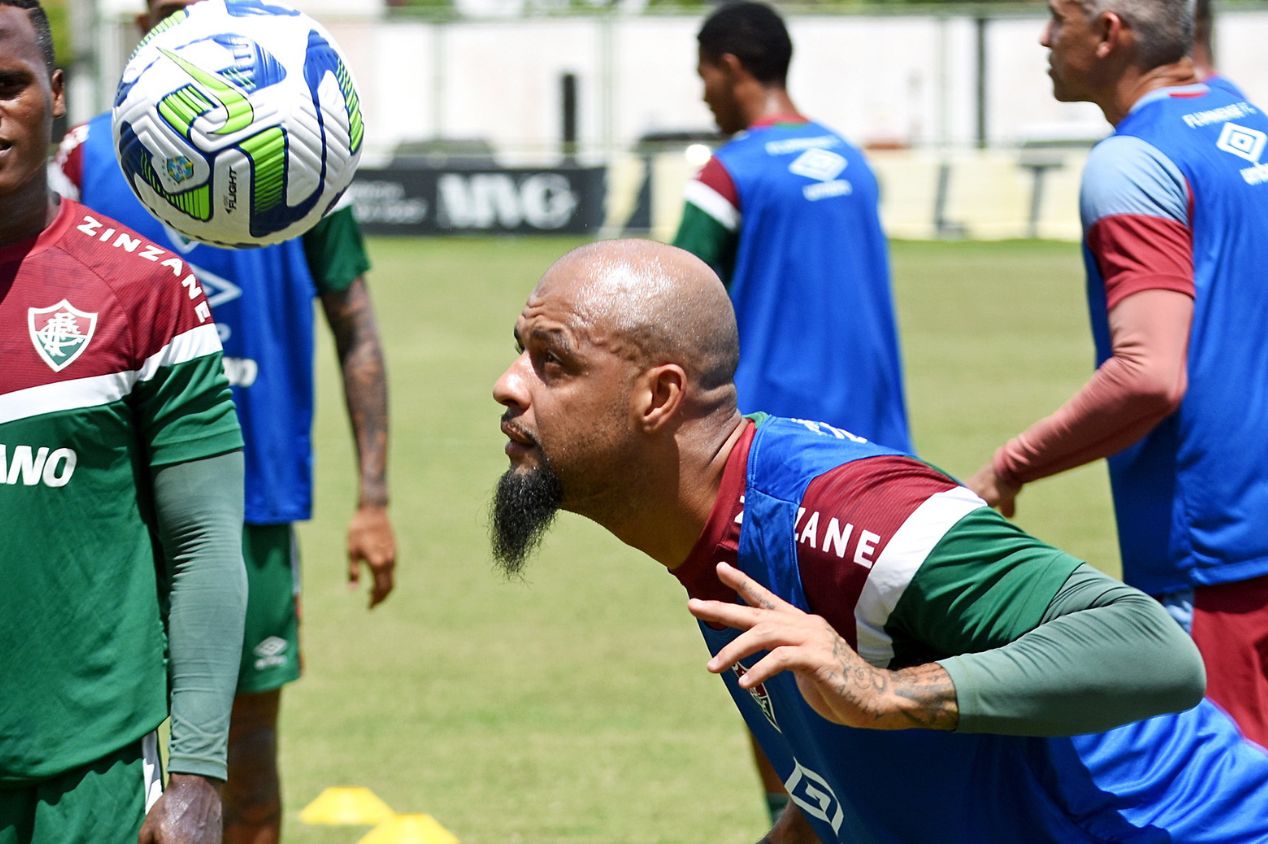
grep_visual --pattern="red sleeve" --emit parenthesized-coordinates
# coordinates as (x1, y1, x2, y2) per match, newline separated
(795, 457, 956, 648)
(1086, 212, 1194, 309)
(695, 155, 739, 207)
(994, 289, 1191, 485)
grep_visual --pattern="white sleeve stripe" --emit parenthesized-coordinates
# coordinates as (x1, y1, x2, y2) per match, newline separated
(136, 323, 223, 383)
(46, 163, 81, 201)
(684, 179, 740, 232)
(854, 486, 986, 667)
(0, 324, 224, 425)
(0, 372, 135, 425)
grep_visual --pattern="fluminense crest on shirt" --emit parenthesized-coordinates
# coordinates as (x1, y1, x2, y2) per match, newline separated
(732, 660, 779, 731)
(28, 300, 98, 373)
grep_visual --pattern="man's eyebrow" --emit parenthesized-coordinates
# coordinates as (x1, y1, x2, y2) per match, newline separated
(528, 325, 574, 354)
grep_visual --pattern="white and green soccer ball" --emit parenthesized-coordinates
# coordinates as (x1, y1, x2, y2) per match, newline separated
(112, 0, 364, 247)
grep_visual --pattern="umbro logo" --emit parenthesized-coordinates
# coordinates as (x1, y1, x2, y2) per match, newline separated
(1216, 123, 1268, 186)
(788, 149, 852, 201)
(253, 636, 289, 670)
(1217, 122, 1266, 162)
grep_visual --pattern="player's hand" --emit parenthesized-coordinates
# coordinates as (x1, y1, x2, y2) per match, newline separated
(138, 773, 221, 844)
(966, 461, 1021, 518)
(347, 504, 396, 608)
(687, 563, 958, 732)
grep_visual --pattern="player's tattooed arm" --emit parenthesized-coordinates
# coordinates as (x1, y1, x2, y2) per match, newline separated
(320, 277, 389, 508)
(320, 278, 397, 607)
(688, 563, 959, 732)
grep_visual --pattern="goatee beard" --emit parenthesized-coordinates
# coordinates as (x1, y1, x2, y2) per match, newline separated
(489, 459, 564, 576)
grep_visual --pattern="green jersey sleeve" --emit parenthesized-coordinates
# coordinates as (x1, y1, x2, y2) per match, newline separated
(153, 452, 247, 780)
(303, 205, 371, 295)
(886, 508, 1083, 666)
(673, 202, 738, 285)
(938, 563, 1205, 736)
(134, 345, 244, 468)
(882, 508, 1204, 735)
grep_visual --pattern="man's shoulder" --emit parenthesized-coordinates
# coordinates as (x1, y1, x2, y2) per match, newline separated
(1081, 134, 1188, 226)
(51, 201, 210, 300)
(723, 119, 850, 156)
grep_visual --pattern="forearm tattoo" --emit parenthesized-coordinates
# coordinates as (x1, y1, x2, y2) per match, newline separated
(829, 638, 959, 731)
(321, 279, 389, 507)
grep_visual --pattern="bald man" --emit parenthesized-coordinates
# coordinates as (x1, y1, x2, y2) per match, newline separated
(491, 240, 1268, 843)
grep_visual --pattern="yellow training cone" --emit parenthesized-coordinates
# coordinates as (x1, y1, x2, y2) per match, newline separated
(299, 786, 395, 826)
(357, 814, 460, 844)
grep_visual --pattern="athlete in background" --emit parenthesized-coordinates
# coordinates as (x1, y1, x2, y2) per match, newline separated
(51, 1, 398, 840)
(0, 2, 245, 840)
(969, 0, 1268, 748)
(672, 1, 909, 455)
(672, 3, 910, 818)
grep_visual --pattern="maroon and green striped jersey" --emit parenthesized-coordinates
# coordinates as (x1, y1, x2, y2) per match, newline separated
(0, 199, 242, 783)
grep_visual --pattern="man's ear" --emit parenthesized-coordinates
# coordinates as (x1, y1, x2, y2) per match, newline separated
(134, 12, 150, 36)
(1095, 10, 1127, 59)
(719, 52, 747, 81)
(50, 68, 66, 119)
(635, 364, 686, 433)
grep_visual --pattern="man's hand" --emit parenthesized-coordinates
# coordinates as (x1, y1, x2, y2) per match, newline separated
(138, 774, 221, 844)
(347, 504, 396, 607)
(687, 563, 958, 731)
(966, 461, 1021, 518)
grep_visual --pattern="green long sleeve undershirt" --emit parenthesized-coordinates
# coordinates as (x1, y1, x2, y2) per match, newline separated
(938, 563, 1206, 736)
(153, 451, 247, 781)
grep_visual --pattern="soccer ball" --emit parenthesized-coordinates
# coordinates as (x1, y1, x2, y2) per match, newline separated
(112, 0, 364, 247)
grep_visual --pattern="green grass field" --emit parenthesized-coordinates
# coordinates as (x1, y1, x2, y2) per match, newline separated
(281, 236, 1118, 843)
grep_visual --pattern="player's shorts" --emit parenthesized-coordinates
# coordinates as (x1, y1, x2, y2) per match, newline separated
(1190, 573, 1268, 750)
(238, 524, 303, 695)
(0, 733, 162, 844)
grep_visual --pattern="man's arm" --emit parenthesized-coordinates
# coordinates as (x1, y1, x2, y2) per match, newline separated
(691, 563, 958, 730)
(304, 205, 396, 607)
(318, 276, 396, 606)
(690, 530, 1204, 735)
(938, 562, 1205, 735)
(672, 156, 739, 284)
(140, 451, 247, 844)
(969, 289, 1191, 515)
(969, 134, 1194, 515)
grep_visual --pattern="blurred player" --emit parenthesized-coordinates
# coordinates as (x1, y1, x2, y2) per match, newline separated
(673, 1, 909, 454)
(491, 238, 1268, 843)
(969, 0, 1268, 748)
(672, 2, 910, 817)
(51, 1, 398, 840)
(0, 2, 245, 840)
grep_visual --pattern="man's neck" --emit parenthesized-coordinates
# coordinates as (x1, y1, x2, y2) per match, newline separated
(741, 85, 801, 131)
(597, 413, 749, 570)
(1101, 58, 1201, 125)
(0, 186, 57, 247)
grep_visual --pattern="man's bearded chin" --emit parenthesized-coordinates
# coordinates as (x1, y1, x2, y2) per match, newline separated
(490, 460, 564, 576)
